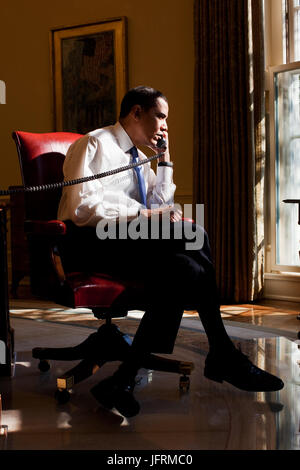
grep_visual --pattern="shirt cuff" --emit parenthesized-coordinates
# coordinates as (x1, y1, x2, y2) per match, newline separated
(158, 161, 173, 167)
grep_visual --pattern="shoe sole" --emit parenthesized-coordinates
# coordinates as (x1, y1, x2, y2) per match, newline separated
(204, 369, 284, 392)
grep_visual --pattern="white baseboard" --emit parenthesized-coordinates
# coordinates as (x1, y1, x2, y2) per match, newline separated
(263, 293, 300, 302)
(263, 272, 300, 303)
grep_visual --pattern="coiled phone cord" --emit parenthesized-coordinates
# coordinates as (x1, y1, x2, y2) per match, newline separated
(0, 150, 165, 196)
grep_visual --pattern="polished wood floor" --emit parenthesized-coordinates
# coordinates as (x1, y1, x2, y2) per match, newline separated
(221, 299, 300, 336)
(3, 285, 300, 451)
(181, 299, 300, 338)
(2, 312, 299, 451)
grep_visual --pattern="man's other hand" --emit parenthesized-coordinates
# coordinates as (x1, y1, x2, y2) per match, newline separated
(140, 205, 182, 222)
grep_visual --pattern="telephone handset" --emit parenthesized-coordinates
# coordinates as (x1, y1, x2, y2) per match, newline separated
(156, 136, 167, 150)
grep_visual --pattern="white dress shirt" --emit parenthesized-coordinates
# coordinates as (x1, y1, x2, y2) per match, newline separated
(57, 122, 176, 226)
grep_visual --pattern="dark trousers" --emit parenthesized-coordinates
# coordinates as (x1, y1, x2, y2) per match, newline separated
(61, 220, 232, 355)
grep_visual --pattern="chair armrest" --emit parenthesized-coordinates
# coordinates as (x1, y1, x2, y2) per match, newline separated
(24, 219, 67, 236)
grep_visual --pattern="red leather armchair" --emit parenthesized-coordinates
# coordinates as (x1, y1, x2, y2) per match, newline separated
(12, 131, 193, 404)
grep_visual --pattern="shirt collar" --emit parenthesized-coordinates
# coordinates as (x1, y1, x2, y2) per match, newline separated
(113, 121, 134, 154)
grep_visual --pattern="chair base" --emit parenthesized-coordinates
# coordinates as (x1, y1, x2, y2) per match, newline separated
(32, 322, 194, 402)
(32, 323, 131, 362)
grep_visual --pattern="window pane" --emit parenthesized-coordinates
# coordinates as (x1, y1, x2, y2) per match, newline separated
(294, 0, 300, 7)
(275, 69, 300, 266)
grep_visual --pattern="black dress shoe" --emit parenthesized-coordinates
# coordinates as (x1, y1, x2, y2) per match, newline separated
(90, 375, 140, 418)
(204, 347, 284, 392)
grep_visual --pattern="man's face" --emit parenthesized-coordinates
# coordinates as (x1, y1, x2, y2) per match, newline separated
(134, 97, 169, 150)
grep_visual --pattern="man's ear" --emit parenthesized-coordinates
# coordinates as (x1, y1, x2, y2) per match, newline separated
(131, 104, 142, 121)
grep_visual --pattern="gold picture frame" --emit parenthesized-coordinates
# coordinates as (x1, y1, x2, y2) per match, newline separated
(50, 17, 127, 133)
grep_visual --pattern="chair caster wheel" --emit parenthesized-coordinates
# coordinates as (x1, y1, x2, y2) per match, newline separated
(179, 375, 190, 392)
(38, 360, 50, 372)
(55, 389, 71, 404)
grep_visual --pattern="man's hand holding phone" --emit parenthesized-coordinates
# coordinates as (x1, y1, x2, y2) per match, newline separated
(156, 132, 170, 163)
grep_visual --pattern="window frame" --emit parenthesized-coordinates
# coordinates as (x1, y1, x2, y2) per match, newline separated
(264, 0, 300, 301)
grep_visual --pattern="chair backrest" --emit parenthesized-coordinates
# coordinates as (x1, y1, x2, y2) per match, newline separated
(12, 131, 82, 220)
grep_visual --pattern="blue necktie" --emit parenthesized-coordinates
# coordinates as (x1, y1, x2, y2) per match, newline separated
(130, 146, 147, 207)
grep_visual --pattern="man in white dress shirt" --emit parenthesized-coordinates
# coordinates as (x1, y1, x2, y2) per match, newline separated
(58, 88, 179, 227)
(58, 86, 283, 418)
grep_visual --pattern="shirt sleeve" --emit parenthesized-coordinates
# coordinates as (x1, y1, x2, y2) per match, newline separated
(57, 136, 142, 226)
(146, 163, 176, 208)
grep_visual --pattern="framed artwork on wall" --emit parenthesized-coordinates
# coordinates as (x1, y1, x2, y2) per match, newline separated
(50, 17, 127, 134)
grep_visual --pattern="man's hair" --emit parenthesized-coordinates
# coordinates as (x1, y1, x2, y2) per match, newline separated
(119, 86, 167, 119)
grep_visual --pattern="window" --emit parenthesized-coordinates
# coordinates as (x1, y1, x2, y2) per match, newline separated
(264, 0, 300, 301)
(271, 63, 300, 268)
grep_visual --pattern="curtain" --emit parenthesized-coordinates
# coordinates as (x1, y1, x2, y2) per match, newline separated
(193, 0, 265, 303)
